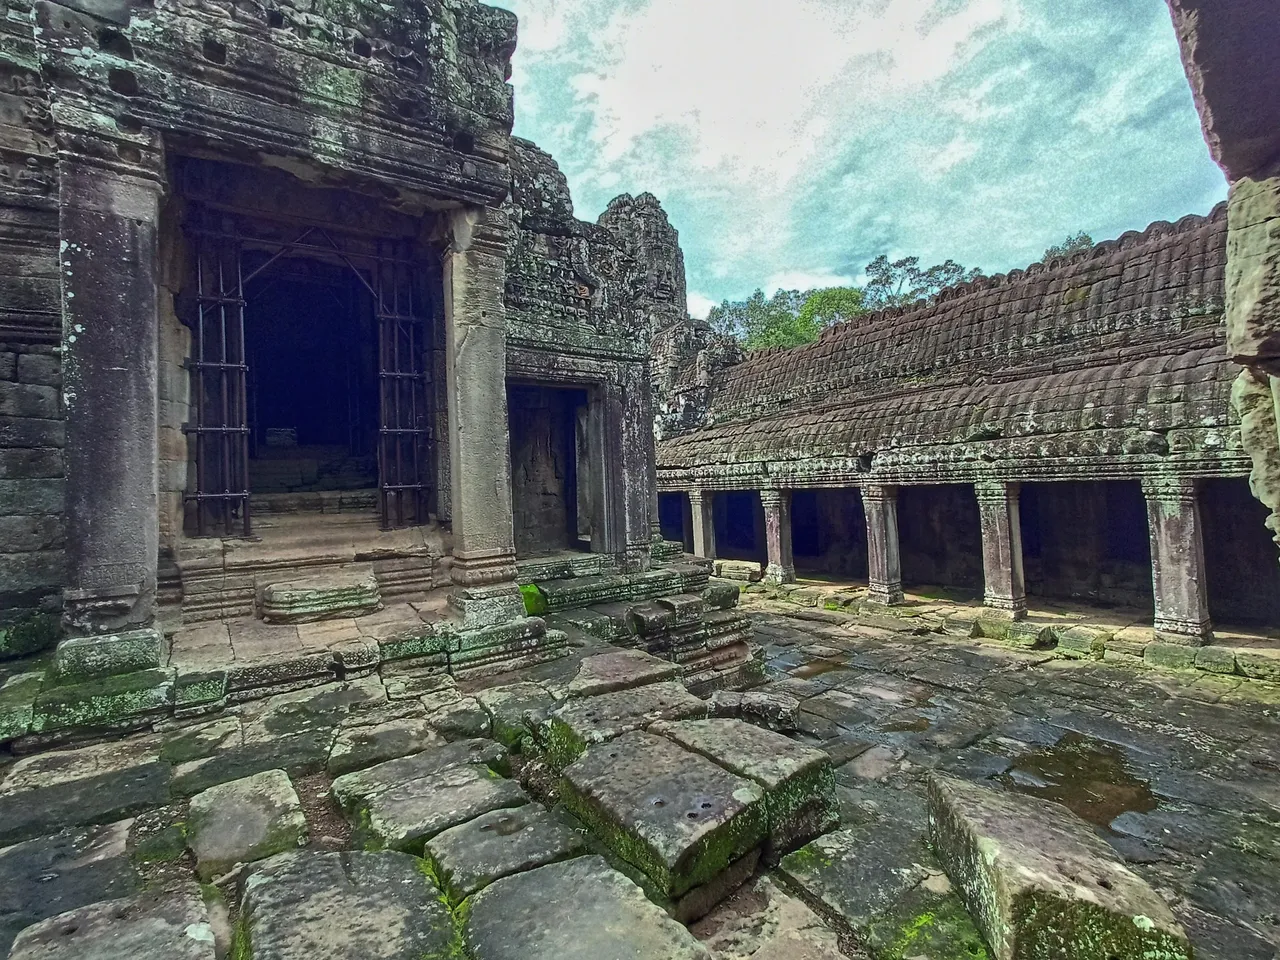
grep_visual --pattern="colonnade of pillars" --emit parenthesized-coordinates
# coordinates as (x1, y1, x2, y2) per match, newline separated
(682, 478, 1215, 645)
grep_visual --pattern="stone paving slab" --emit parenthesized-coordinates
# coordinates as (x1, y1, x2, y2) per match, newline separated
(464, 854, 710, 960)
(545, 680, 709, 767)
(0, 820, 141, 955)
(564, 648, 680, 698)
(9, 888, 216, 960)
(238, 851, 455, 960)
(358, 762, 529, 853)
(561, 730, 767, 899)
(474, 682, 557, 748)
(329, 738, 505, 814)
(188, 769, 308, 880)
(652, 718, 838, 857)
(928, 774, 1192, 960)
(326, 712, 438, 777)
(425, 803, 587, 900)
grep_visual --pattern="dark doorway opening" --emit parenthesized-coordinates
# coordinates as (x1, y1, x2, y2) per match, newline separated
(658, 492, 691, 550)
(898, 484, 983, 593)
(1201, 478, 1280, 626)
(714, 491, 765, 564)
(1020, 481, 1152, 607)
(509, 384, 591, 557)
(792, 488, 868, 579)
(244, 256, 379, 496)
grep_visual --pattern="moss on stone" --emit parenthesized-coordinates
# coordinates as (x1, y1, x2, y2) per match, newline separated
(520, 582, 549, 616)
(542, 717, 587, 770)
(1012, 891, 1191, 960)
(133, 822, 188, 863)
(29, 667, 174, 733)
(0, 612, 60, 660)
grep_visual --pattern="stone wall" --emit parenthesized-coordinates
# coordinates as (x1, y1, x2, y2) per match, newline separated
(792, 489, 867, 578)
(898, 485, 983, 592)
(0, 343, 64, 619)
(1200, 477, 1280, 625)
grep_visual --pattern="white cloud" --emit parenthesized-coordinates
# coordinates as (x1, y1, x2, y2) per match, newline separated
(687, 292, 718, 320)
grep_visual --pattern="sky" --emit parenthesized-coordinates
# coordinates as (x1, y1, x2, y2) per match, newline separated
(498, 0, 1228, 319)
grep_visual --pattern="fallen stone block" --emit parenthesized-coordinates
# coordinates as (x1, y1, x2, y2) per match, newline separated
(49, 629, 165, 684)
(238, 851, 454, 960)
(1057, 626, 1110, 660)
(328, 713, 438, 777)
(927, 775, 1192, 960)
(715, 559, 763, 582)
(425, 804, 587, 901)
(977, 618, 1056, 650)
(259, 569, 383, 624)
(652, 718, 837, 858)
(476, 682, 557, 748)
(9, 888, 216, 960)
(357, 762, 529, 852)
(560, 731, 767, 902)
(464, 855, 709, 960)
(741, 689, 801, 731)
(329, 739, 506, 814)
(0, 820, 141, 955)
(427, 695, 493, 740)
(544, 680, 708, 768)
(187, 769, 308, 880)
(565, 649, 680, 698)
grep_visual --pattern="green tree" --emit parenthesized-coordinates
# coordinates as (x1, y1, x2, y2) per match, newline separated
(862, 256, 981, 310)
(797, 286, 867, 329)
(707, 288, 818, 351)
(1043, 231, 1093, 262)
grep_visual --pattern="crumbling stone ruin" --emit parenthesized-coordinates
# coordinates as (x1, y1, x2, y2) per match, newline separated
(0, 0, 1277, 958)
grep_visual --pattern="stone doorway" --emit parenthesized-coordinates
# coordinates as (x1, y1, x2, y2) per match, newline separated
(508, 384, 592, 558)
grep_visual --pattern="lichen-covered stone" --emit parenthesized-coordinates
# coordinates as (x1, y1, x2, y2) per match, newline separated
(259, 570, 382, 624)
(49, 629, 164, 684)
(28, 668, 175, 734)
(560, 731, 767, 899)
(9, 889, 216, 960)
(545, 680, 708, 768)
(927, 775, 1192, 960)
(238, 851, 455, 960)
(0, 671, 42, 743)
(476, 682, 557, 748)
(187, 769, 308, 880)
(330, 739, 506, 814)
(425, 803, 587, 900)
(464, 855, 710, 960)
(651, 718, 838, 858)
(327, 713, 438, 777)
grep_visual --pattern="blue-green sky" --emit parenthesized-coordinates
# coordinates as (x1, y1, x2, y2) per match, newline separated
(499, 0, 1227, 317)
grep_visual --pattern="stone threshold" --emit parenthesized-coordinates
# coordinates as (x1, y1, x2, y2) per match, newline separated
(742, 579, 1280, 685)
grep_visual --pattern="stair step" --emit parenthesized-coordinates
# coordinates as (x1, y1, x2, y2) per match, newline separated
(259, 567, 383, 624)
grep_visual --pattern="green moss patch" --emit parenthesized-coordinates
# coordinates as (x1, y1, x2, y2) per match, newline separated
(520, 583, 548, 616)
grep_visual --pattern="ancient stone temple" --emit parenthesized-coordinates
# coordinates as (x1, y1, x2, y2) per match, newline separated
(0, 2, 1276, 959)
(0, 0, 757, 730)
(656, 204, 1280, 649)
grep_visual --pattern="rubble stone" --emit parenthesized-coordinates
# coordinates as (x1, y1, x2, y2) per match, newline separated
(187, 769, 308, 880)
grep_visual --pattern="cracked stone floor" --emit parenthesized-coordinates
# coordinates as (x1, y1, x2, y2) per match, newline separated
(2, 601, 1279, 960)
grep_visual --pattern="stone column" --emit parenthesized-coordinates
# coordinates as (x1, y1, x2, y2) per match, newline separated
(760, 489, 796, 585)
(976, 480, 1027, 620)
(59, 156, 164, 635)
(688, 489, 716, 560)
(618, 360, 654, 573)
(862, 484, 903, 605)
(443, 206, 518, 608)
(1142, 476, 1213, 643)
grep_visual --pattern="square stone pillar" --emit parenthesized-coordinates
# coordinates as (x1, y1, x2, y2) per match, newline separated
(688, 489, 716, 560)
(1142, 476, 1213, 644)
(60, 158, 164, 634)
(862, 484, 903, 605)
(976, 480, 1027, 620)
(443, 207, 517, 590)
(760, 489, 796, 585)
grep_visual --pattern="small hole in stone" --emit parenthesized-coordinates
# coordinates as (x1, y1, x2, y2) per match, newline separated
(452, 130, 475, 154)
(116, 143, 141, 163)
(107, 68, 138, 96)
(686, 812, 699, 819)
(202, 38, 227, 63)
(652, 799, 665, 808)
(115, 114, 142, 134)
(60, 925, 77, 936)
(353, 37, 371, 57)
(700, 801, 712, 809)
(396, 100, 416, 119)
(267, 9, 284, 26)
(98, 29, 134, 59)
(1097, 877, 1113, 891)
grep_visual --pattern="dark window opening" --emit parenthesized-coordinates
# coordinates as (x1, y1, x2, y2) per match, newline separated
(1201, 478, 1280, 626)
(792, 488, 868, 580)
(714, 491, 765, 564)
(658, 493, 688, 549)
(898, 484, 982, 595)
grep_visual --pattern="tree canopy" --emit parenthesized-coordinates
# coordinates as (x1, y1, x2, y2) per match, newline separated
(1043, 231, 1093, 262)
(862, 256, 981, 310)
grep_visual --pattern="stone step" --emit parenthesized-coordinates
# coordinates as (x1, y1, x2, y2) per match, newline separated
(927, 774, 1192, 960)
(527, 569, 687, 614)
(258, 567, 383, 624)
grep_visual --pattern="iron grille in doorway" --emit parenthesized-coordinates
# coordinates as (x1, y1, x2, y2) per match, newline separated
(182, 208, 434, 536)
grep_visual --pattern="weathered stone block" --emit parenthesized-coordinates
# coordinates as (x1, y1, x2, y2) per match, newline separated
(174, 669, 228, 715)
(328, 715, 438, 777)
(978, 617, 1056, 649)
(50, 628, 164, 684)
(565, 649, 679, 698)
(927, 775, 1191, 960)
(1194, 644, 1238, 675)
(330, 739, 506, 814)
(0, 380, 59, 419)
(16, 353, 60, 386)
(476, 682, 556, 747)
(652, 718, 838, 858)
(464, 855, 710, 960)
(425, 804, 587, 900)
(9, 890, 216, 960)
(29, 667, 175, 734)
(545, 680, 708, 768)
(560, 731, 768, 899)
(238, 851, 455, 960)
(1057, 625, 1110, 660)
(187, 769, 308, 880)
(1145, 642, 1198, 671)
(0, 672, 41, 743)
(703, 580, 741, 610)
(715, 559, 763, 582)
(0, 611, 60, 659)
(259, 570, 382, 624)
(1236, 646, 1280, 682)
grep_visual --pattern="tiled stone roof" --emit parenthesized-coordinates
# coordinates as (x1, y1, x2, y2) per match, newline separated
(657, 204, 1247, 485)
